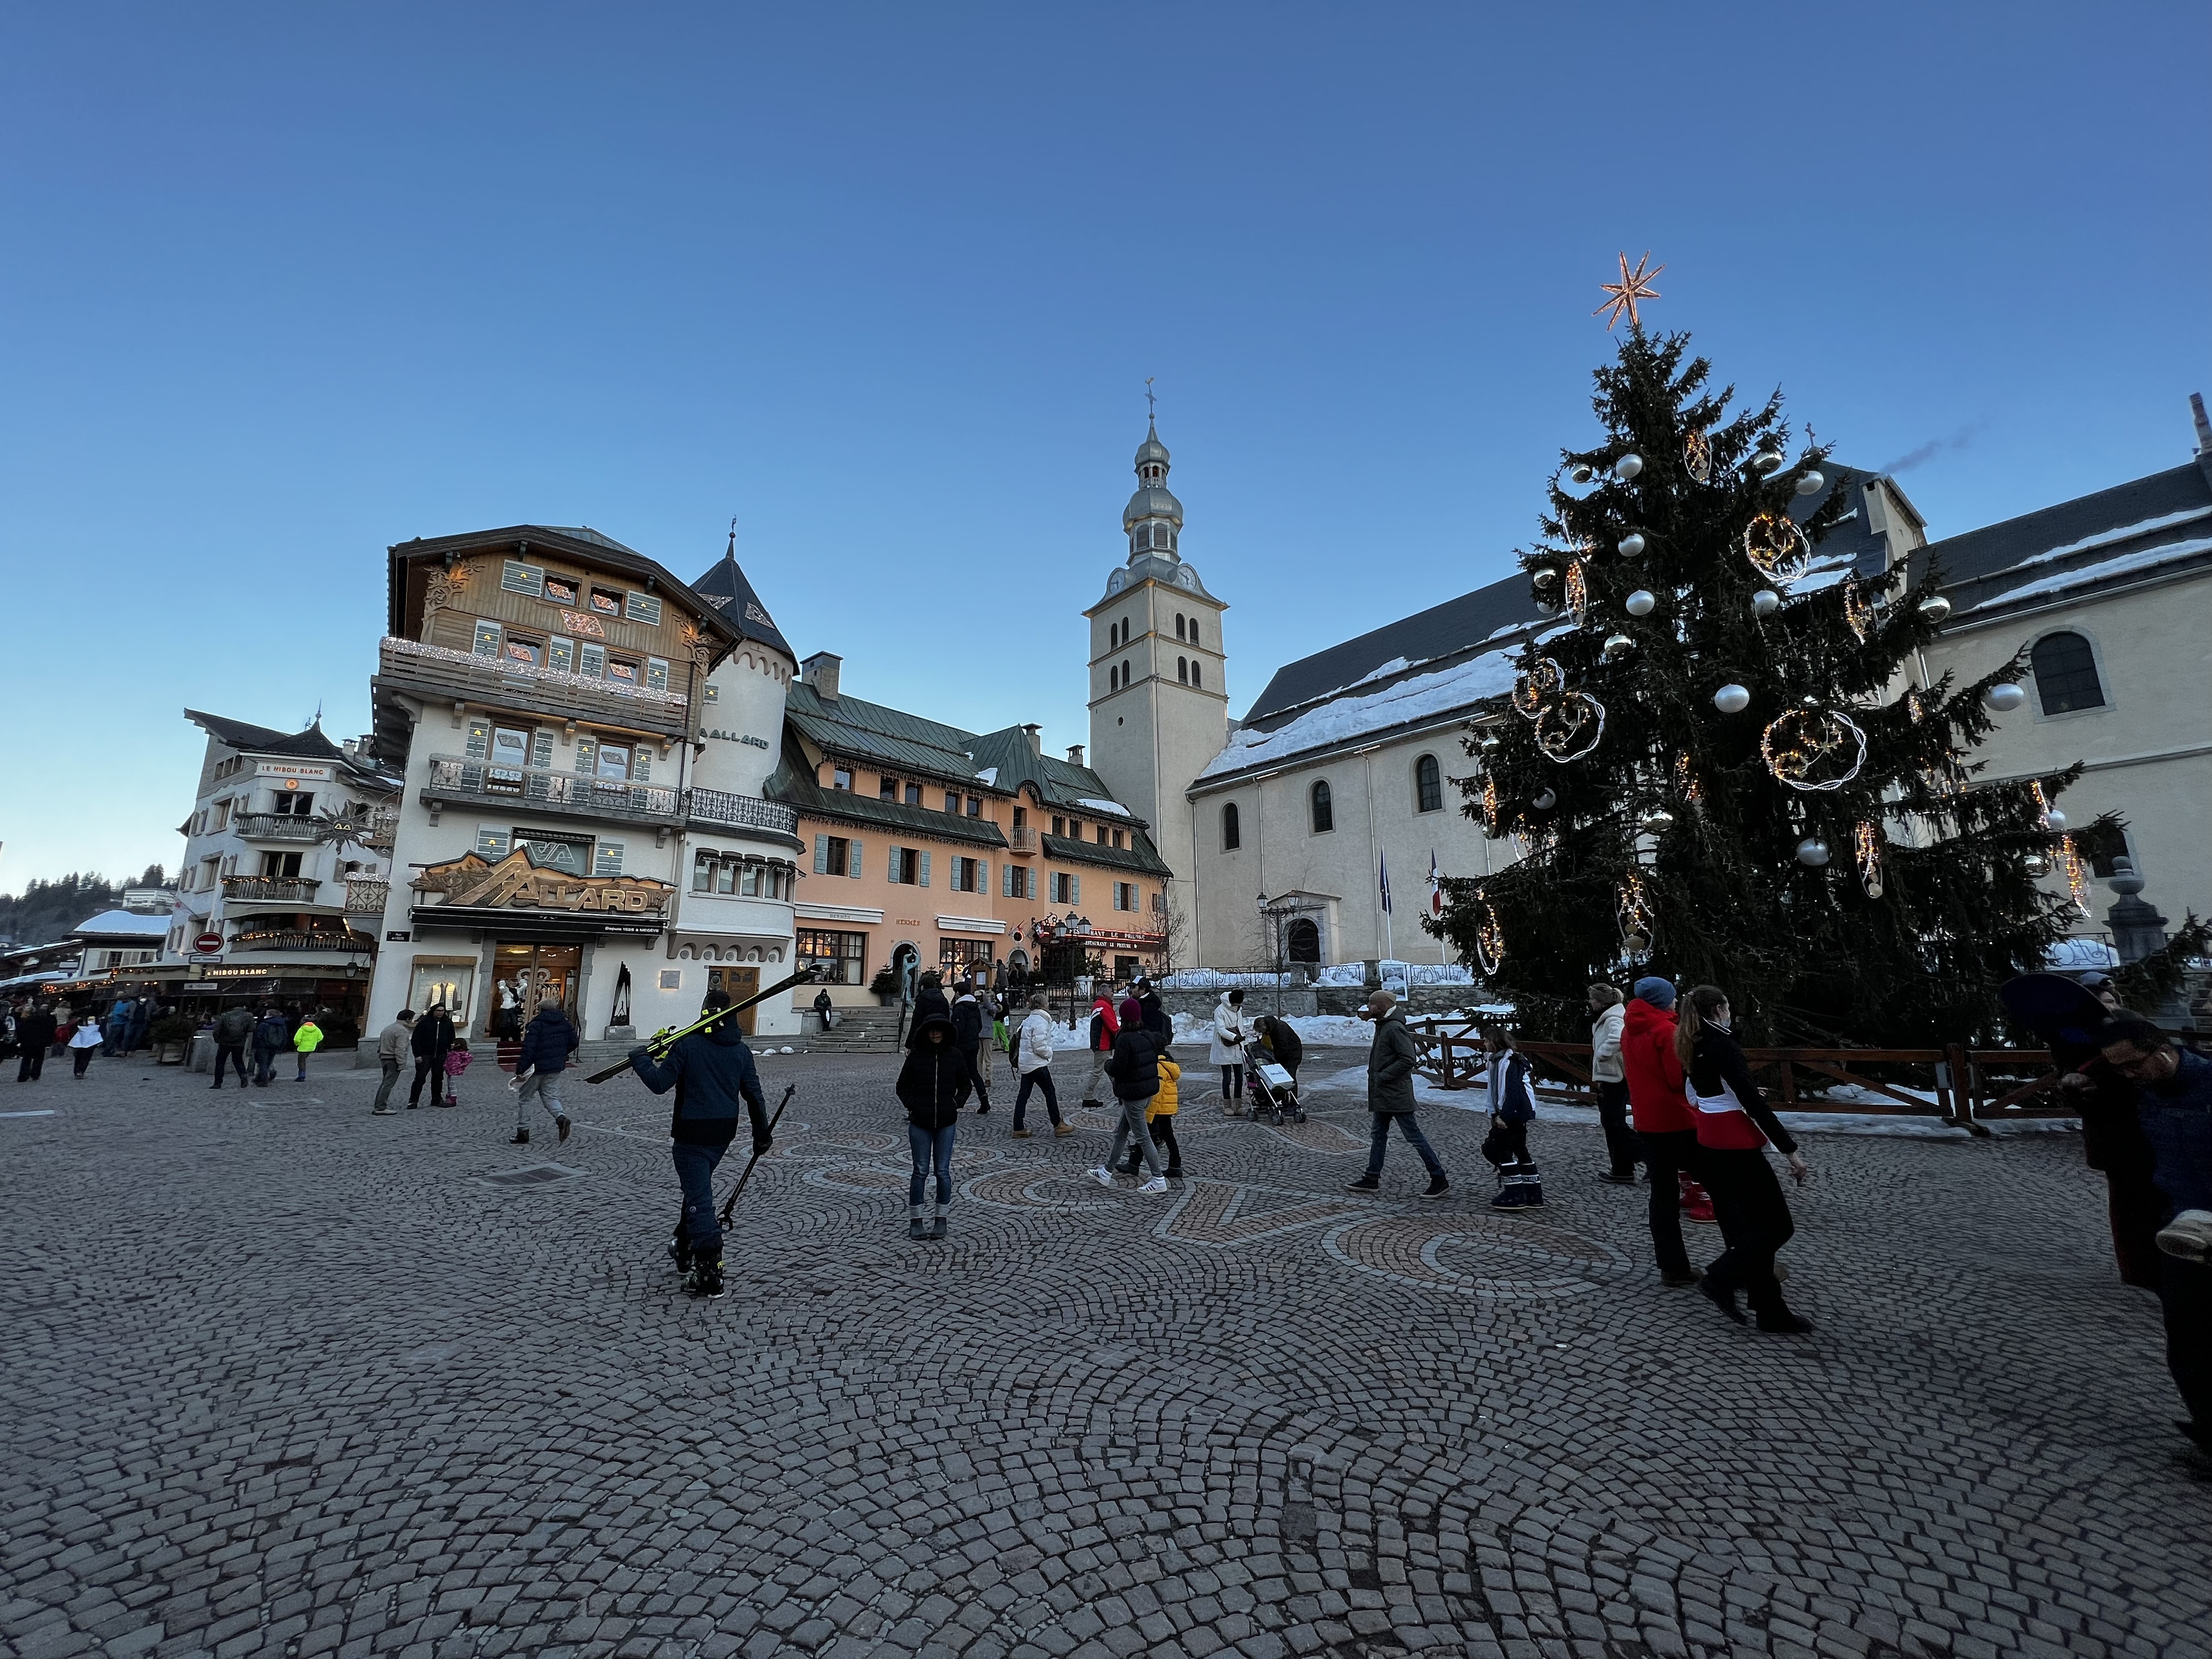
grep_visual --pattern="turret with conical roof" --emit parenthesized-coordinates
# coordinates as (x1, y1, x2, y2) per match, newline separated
(1123, 421, 1183, 561)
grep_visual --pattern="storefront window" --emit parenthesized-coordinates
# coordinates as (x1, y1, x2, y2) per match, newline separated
(797, 928, 867, 985)
(409, 960, 477, 1034)
(939, 938, 994, 974)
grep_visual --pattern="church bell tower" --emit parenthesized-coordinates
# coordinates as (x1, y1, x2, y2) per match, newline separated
(1085, 416, 1229, 902)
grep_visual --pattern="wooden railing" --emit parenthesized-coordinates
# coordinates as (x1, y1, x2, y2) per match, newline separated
(1404, 1013, 2069, 1138)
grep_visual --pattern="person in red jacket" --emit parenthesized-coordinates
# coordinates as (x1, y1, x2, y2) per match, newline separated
(1078, 988, 1121, 1109)
(1621, 977, 1708, 1286)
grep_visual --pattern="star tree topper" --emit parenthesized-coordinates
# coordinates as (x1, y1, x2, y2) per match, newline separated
(1594, 250, 1663, 330)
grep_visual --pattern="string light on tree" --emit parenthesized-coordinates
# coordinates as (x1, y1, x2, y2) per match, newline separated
(1744, 512, 1814, 585)
(1683, 427, 1712, 484)
(1470, 888, 1506, 974)
(1563, 560, 1590, 626)
(1855, 821, 1885, 898)
(1760, 704, 1868, 792)
(1534, 692, 1606, 762)
(1594, 251, 1663, 331)
(1616, 869, 1657, 956)
(2058, 835, 2091, 913)
(1843, 576, 1877, 643)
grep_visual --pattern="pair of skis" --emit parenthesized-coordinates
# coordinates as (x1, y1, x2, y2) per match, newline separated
(582, 966, 819, 1084)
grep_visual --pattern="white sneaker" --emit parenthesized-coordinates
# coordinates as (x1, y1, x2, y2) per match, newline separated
(1089, 1166, 1115, 1188)
(2157, 1209, 2212, 1263)
(1139, 1176, 1169, 1194)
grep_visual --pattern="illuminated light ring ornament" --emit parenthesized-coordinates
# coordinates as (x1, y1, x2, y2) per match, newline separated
(1616, 870, 1657, 956)
(1842, 576, 1878, 644)
(1512, 656, 1567, 720)
(1744, 512, 1814, 586)
(1855, 820, 1885, 899)
(2058, 834, 2090, 914)
(1534, 692, 1606, 763)
(1563, 560, 1590, 627)
(1470, 888, 1506, 975)
(1759, 705, 1868, 792)
(1683, 427, 1713, 485)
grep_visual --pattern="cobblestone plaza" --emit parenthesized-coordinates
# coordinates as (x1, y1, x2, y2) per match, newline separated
(4, 1048, 2208, 1659)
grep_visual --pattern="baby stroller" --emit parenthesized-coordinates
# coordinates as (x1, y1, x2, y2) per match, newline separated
(1249, 1060, 1305, 1125)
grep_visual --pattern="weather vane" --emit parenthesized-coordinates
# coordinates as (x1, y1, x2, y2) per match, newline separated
(1594, 250, 1664, 331)
(1145, 376, 1156, 421)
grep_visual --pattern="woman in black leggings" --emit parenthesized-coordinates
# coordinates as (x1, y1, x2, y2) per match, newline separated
(1674, 985, 1813, 1333)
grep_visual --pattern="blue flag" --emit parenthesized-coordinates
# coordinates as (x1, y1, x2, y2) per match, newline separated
(1378, 850, 1392, 914)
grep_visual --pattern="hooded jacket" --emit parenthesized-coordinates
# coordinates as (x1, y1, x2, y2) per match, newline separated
(1366, 1009, 1418, 1115)
(1016, 1008, 1056, 1074)
(1088, 995, 1120, 1053)
(1250, 1016, 1302, 1077)
(951, 992, 986, 1051)
(253, 1012, 291, 1055)
(1137, 990, 1169, 1042)
(1589, 1001, 1626, 1084)
(517, 1005, 580, 1074)
(1104, 1023, 1162, 1102)
(906, 983, 952, 1049)
(1621, 998, 1691, 1134)
(629, 1020, 768, 1147)
(1207, 994, 1246, 1066)
(896, 1015, 972, 1130)
(1149, 1055, 1182, 1118)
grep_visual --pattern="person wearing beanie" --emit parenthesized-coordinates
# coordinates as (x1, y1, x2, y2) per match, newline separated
(1621, 977, 1708, 1285)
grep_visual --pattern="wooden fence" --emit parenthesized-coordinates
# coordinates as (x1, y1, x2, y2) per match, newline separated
(1404, 1013, 2073, 1138)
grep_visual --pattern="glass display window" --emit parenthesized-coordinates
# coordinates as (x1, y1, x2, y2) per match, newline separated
(409, 959, 477, 1034)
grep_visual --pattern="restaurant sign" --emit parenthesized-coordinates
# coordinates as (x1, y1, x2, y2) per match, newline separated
(256, 761, 334, 782)
(413, 849, 674, 916)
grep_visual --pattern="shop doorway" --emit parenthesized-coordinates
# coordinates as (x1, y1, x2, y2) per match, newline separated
(492, 943, 582, 1039)
(705, 964, 759, 1035)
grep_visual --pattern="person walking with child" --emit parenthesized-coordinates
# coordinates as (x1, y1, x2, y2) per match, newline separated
(1010, 993, 1071, 1138)
(1676, 984, 1813, 1333)
(440, 1034, 470, 1105)
(1210, 988, 1248, 1112)
(1121, 1042, 1184, 1179)
(898, 1010, 971, 1239)
(1093, 1003, 1170, 1192)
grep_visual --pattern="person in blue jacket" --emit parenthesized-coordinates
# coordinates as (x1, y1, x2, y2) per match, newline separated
(627, 988, 771, 1301)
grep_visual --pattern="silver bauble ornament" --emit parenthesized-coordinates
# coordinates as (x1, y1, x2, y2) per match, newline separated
(1796, 836, 1831, 868)
(1917, 594, 1953, 623)
(1618, 532, 1647, 557)
(1624, 588, 1657, 617)
(1713, 684, 1752, 714)
(2023, 853, 2051, 877)
(1794, 470, 1825, 496)
(1751, 451, 1784, 476)
(1569, 463, 1595, 484)
(1638, 807, 1676, 831)
(1479, 733, 1501, 752)
(1532, 566, 1558, 589)
(2042, 808, 2067, 832)
(1613, 453, 1643, 481)
(1532, 789, 1557, 810)
(1602, 633, 1635, 662)
(1751, 589, 1781, 618)
(1983, 683, 2027, 713)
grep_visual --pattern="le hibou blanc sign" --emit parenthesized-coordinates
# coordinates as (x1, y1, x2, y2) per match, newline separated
(413, 851, 674, 915)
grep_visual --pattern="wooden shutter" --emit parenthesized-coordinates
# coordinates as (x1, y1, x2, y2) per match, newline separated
(464, 718, 490, 760)
(1001, 863, 1014, 898)
(580, 643, 606, 679)
(593, 841, 624, 877)
(977, 860, 988, 896)
(814, 834, 828, 874)
(633, 750, 651, 782)
(646, 657, 670, 692)
(475, 826, 510, 857)
(528, 732, 554, 769)
(472, 620, 502, 657)
(1070, 874, 1081, 905)
(918, 851, 930, 888)
(848, 838, 862, 878)
(575, 738, 597, 775)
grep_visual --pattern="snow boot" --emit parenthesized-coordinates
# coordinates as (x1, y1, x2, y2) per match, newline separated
(684, 1256, 726, 1300)
(909, 1206, 927, 1241)
(929, 1207, 948, 1241)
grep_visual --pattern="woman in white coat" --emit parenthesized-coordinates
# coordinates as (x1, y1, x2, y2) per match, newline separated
(1010, 993, 1072, 1138)
(1588, 982, 1641, 1184)
(1209, 989, 1249, 1111)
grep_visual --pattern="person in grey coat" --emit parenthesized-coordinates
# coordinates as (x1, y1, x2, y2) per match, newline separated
(1345, 990, 1450, 1198)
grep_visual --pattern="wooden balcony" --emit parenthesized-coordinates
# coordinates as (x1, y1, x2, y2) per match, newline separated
(221, 877, 322, 904)
(231, 927, 377, 953)
(424, 755, 682, 827)
(377, 635, 690, 738)
(232, 813, 322, 843)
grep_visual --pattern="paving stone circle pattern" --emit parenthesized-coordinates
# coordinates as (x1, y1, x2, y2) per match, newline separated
(4, 1044, 2209, 1659)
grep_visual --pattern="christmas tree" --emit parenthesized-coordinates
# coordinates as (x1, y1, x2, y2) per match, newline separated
(1432, 320, 2097, 1046)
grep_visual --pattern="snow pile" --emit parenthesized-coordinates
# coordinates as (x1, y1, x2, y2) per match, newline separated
(1074, 797, 1130, 816)
(1968, 535, 2212, 613)
(972, 766, 999, 786)
(1156, 968, 1307, 989)
(1312, 961, 1479, 987)
(1197, 648, 1521, 779)
(2012, 505, 2212, 571)
(1351, 655, 1414, 687)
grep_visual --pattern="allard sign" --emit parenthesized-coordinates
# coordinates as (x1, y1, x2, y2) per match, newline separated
(413, 850, 674, 916)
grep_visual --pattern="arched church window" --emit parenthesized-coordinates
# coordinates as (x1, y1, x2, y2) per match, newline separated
(2032, 631, 2105, 714)
(1177, 657, 1188, 683)
(1311, 780, 1333, 834)
(1176, 614, 1186, 640)
(1415, 754, 1442, 813)
(1191, 661, 1201, 688)
(1108, 664, 1118, 690)
(1222, 802, 1240, 850)
(1122, 658, 1132, 685)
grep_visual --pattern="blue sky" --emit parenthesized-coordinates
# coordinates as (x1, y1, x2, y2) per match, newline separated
(2, 3, 2206, 890)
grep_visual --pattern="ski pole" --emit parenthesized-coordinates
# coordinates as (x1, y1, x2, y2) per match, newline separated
(718, 1084, 796, 1227)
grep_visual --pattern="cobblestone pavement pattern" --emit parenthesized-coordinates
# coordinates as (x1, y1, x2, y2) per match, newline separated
(4, 1045, 2209, 1659)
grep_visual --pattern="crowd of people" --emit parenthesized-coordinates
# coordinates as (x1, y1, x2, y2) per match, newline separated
(2, 994, 330, 1085)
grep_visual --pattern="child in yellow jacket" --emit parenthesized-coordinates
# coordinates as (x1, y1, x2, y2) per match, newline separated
(1120, 1053, 1183, 1180)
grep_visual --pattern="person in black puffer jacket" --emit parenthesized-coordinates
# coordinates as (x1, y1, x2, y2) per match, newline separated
(905, 971, 951, 1051)
(948, 979, 994, 1114)
(629, 989, 769, 1300)
(1092, 1018, 1167, 1188)
(1673, 984, 1813, 1334)
(897, 1013, 971, 1241)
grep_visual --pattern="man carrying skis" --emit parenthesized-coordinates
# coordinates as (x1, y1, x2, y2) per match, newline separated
(627, 987, 771, 1301)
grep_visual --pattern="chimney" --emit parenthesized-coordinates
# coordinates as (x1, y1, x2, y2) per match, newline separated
(1019, 723, 1042, 755)
(1066, 744, 1085, 766)
(801, 651, 842, 701)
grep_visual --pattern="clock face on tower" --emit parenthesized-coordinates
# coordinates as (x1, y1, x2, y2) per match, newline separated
(1174, 567, 1198, 589)
(1107, 570, 1127, 594)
